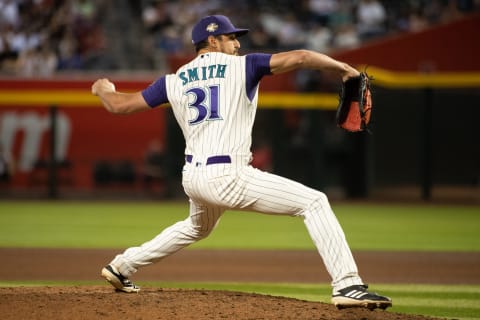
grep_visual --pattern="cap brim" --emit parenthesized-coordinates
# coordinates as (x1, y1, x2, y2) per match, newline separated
(231, 29, 249, 38)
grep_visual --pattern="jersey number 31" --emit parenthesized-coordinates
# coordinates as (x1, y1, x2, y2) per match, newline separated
(186, 85, 221, 125)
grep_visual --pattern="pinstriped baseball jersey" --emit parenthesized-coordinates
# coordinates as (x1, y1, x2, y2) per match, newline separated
(112, 51, 364, 294)
(142, 52, 271, 160)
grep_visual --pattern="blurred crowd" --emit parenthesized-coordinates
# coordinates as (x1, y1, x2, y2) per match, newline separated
(0, 0, 478, 75)
(0, 0, 105, 75)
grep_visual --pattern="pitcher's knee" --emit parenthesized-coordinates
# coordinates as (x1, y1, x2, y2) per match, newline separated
(183, 221, 215, 240)
(301, 192, 331, 217)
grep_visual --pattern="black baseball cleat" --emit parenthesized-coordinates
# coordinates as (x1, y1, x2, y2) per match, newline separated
(101, 264, 140, 293)
(332, 284, 392, 310)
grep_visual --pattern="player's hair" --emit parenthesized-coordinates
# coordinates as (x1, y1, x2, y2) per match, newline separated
(194, 35, 223, 52)
(194, 40, 209, 52)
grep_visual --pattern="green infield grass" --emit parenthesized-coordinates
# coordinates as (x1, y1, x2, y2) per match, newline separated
(0, 201, 478, 251)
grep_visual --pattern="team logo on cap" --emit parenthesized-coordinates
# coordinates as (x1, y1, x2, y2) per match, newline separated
(206, 23, 218, 32)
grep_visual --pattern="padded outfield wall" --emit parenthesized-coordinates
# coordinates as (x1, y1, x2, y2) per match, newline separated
(0, 69, 478, 201)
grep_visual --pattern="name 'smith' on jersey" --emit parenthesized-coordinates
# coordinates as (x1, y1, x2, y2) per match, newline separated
(142, 52, 271, 161)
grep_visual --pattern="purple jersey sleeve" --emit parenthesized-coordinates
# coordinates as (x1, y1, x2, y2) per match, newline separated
(141, 76, 168, 108)
(245, 53, 272, 101)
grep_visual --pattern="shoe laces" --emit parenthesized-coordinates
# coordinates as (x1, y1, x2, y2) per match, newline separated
(122, 279, 135, 287)
(358, 284, 369, 291)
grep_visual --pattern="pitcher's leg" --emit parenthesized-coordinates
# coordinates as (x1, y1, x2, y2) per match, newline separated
(302, 194, 363, 291)
(237, 167, 362, 292)
(111, 200, 223, 277)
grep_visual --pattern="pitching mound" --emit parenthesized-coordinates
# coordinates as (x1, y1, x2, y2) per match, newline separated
(0, 286, 440, 320)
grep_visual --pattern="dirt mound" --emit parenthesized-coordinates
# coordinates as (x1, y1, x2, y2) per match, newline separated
(0, 286, 441, 320)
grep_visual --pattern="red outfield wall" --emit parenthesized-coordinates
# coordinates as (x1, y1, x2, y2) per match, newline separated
(0, 78, 166, 189)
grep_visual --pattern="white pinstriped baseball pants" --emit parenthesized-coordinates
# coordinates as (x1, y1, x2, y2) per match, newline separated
(111, 156, 363, 292)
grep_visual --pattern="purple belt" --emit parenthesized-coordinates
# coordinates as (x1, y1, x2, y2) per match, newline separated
(185, 155, 231, 165)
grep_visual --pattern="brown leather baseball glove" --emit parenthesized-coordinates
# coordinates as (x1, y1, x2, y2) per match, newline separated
(336, 72, 372, 132)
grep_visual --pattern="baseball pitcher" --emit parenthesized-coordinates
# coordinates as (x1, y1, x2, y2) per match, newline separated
(92, 15, 391, 311)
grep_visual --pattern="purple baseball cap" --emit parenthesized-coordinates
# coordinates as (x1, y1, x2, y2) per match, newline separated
(191, 15, 249, 45)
